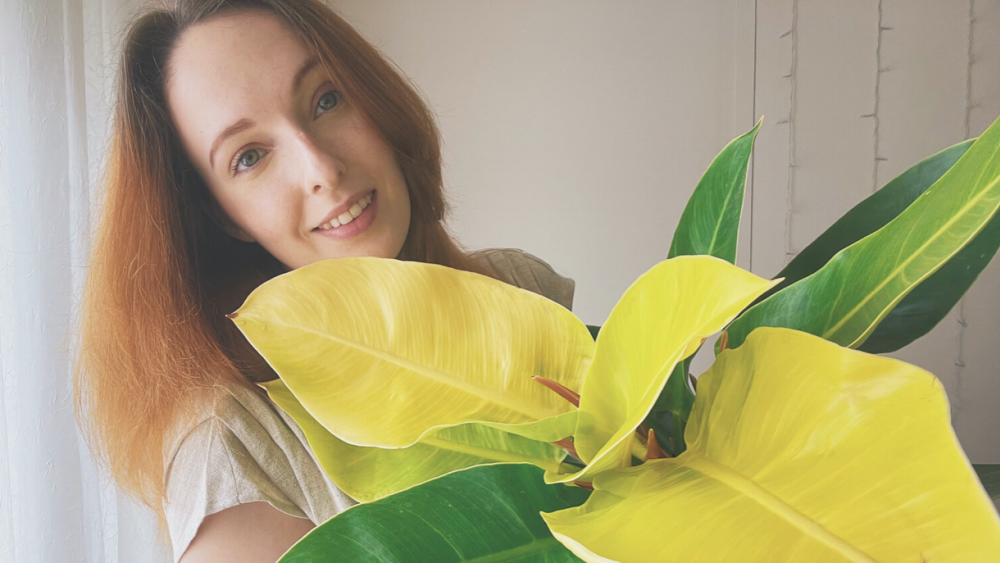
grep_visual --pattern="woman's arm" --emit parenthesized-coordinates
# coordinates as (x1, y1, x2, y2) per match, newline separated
(179, 501, 315, 563)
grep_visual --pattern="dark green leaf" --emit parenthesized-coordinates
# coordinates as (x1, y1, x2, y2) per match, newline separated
(738, 139, 998, 354)
(975, 465, 1000, 501)
(768, 140, 974, 296)
(280, 465, 589, 563)
(647, 119, 759, 454)
(586, 325, 600, 341)
(605, 118, 758, 458)
(723, 114, 1000, 352)
(860, 210, 1000, 352)
(646, 360, 695, 457)
(668, 118, 761, 263)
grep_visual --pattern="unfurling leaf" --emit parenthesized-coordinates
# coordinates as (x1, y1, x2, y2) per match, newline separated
(545, 256, 779, 485)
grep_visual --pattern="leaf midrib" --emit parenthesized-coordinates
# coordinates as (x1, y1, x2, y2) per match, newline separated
(462, 536, 565, 563)
(249, 317, 555, 421)
(706, 180, 733, 256)
(421, 435, 563, 471)
(822, 170, 1000, 343)
(268, 380, 562, 471)
(705, 157, 747, 257)
(684, 454, 876, 562)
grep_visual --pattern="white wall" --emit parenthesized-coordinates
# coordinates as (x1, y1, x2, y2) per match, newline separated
(336, 0, 1000, 463)
(335, 0, 757, 325)
(752, 0, 1000, 463)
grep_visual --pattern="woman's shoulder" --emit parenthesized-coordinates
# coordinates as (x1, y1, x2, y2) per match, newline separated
(466, 247, 575, 311)
(161, 383, 278, 468)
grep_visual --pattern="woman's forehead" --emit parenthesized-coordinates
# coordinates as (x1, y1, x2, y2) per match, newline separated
(165, 10, 320, 165)
(168, 10, 313, 97)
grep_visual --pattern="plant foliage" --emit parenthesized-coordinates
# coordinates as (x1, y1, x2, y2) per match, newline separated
(226, 113, 1000, 562)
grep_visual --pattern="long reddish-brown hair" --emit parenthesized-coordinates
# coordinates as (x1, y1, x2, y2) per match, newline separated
(73, 0, 497, 543)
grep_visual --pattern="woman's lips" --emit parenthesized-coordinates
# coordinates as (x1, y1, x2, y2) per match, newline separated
(313, 189, 377, 240)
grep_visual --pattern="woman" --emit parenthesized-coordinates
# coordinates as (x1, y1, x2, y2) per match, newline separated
(72, 1, 576, 561)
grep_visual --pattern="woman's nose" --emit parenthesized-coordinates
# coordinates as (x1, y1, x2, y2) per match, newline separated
(292, 129, 345, 194)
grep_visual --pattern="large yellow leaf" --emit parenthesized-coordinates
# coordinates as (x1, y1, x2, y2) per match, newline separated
(230, 257, 593, 448)
(546, 256, 779, 484)
(261, 379, 566, 502)
(542, 328, 1000, 562)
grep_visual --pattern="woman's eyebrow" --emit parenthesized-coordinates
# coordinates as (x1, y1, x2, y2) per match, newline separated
(290, 57, 319, 97)
(207, 58, 320, 169)
(209, 118, 255, 169)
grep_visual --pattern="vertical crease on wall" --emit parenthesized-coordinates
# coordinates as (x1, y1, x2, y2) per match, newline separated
(750, 0, 758, 273)
(0, 4, 12, 560)
(955, 0, 977, 424)
(781, 0, 798, 263)
(866, 0, 889, 194)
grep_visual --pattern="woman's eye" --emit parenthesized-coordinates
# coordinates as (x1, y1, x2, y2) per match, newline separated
(233, 148, 264, 174)
(228, 90, 340, 176)
(316, 90, 341, 116)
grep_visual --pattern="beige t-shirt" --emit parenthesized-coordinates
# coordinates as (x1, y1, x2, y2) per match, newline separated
(161, 248, 576, 561)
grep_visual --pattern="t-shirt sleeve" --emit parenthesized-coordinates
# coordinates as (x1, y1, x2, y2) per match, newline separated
(162, 387, 353, 562)
(162, 413, 306, 562)
(467, 248, 576, 311)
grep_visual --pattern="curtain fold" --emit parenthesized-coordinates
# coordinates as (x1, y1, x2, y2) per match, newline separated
(0, 0, 170, 561)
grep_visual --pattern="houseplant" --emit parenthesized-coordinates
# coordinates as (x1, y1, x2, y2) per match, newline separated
(226, 112, 1000, 561)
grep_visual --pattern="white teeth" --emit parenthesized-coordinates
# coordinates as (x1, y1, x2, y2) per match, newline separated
(318, 192, 373, 230)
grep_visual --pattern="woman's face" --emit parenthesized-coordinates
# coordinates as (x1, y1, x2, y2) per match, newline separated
(166, 10, 411, 270)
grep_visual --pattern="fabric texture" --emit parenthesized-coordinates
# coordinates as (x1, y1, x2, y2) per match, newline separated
(162, 248, 576, 561)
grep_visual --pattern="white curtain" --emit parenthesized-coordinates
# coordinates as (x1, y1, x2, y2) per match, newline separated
(0, 0, 170, 561)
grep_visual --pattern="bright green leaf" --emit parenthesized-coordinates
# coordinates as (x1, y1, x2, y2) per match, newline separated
(543, 328, 1000, 562)
(545, 256, 779, 485)
(230, 257, 593, 448)
(262, 378, 568, 502)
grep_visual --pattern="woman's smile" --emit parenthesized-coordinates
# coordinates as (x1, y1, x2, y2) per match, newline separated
(313, 189, 378, 239)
